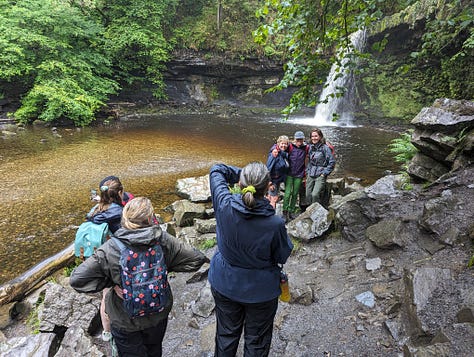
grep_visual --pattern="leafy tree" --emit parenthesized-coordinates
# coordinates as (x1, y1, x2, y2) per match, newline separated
(253, 0, 470, 116)
(90, 0, 179, 98)
(254, 0, 389, 116)
(0, 0, 118, 126)
(171, 0, 263, 54)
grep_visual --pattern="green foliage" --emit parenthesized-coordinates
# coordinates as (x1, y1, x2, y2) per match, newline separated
(96, 0, 176, 97)
(254, 0, 389, 115)
(290, 238, 301, 255)
(388, 130, 417, 168)
(199, 237, 217, 250)
(410, 1, 474, 99)
(255, 0, 473, 115)
(170, 0, 264, 54)
(469, 251, 474, 268)
(64, 259, 82, 277)
(26, 291, 45, 334)
(388, 130, 417, 190)
(0, 0, 118, 126)
(0, 0, 176, 125)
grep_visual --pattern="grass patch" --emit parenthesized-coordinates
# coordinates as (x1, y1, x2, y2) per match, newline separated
(26, 291, 45, 334)
(63, 258, 82, 277)
(199, 237, 217, 250)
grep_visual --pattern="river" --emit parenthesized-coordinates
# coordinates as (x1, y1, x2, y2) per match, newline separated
(0, 112, 401, 284)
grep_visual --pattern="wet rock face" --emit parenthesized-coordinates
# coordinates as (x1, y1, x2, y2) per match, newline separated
(162, 51, 294, 107)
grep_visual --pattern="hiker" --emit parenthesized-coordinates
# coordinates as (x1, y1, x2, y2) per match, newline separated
(84, 176, 128, 342)
(208, 162, 294, 357)
(266, 135, 289, 208)
(87, 177, 124, 234)
(92, 175, 135, 206)
(282, 131, 309, 222)
(306, 128, 336, 206)
(70, 197, 208, 357)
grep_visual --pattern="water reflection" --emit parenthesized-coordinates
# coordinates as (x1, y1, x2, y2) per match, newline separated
(0, 113, 400, 284)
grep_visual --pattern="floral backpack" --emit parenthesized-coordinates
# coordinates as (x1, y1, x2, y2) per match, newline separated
(112, 237, 170, 318)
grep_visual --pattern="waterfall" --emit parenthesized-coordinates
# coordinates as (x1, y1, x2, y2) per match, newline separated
(314, 29, 367, 127)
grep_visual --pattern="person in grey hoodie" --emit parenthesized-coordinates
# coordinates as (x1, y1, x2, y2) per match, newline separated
(208, 162, 294, 357)
(70, 197, 208, 357)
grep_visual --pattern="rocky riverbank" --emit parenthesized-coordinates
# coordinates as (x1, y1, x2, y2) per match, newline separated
(1, 98, 473, 356)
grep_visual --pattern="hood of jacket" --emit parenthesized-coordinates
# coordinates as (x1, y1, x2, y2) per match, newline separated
(230, 195, 275, 219)
(113, 225, 162, 247)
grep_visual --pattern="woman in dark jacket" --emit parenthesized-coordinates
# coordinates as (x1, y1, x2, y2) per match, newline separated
(70, 197, 208, 357)
(266, 135, 289, 200)
(208, 162, 294, 357)
(87, 177, 124, 234)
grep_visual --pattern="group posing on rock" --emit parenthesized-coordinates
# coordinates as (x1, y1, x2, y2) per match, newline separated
(70, 127, 333, 357)
(266, 128, 336, 222)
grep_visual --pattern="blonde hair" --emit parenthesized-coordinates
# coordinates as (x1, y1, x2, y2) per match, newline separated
(121, 197, 154, 230)
(277, 135, 289, 144)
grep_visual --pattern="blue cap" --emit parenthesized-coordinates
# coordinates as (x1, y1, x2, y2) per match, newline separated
(294, 131, 305, 139)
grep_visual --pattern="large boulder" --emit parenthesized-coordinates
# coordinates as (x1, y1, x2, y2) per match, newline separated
(409, 99, 474, 182)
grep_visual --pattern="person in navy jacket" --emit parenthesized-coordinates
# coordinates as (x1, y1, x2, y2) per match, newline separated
(208, 162, 294, 356)
(266, 135, 289, 203)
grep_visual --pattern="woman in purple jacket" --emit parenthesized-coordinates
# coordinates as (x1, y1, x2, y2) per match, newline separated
(208, 162, 293, 356)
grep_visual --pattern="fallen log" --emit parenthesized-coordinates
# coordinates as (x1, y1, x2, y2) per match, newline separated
(0, 243, 75, 306)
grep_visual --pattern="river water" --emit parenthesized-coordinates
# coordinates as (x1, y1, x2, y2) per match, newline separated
(0, 112, 400, 284)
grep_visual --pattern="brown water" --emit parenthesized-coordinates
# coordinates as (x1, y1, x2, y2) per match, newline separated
(0, 113, 400, 284)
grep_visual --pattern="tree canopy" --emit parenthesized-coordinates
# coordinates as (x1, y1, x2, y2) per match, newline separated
(0, 0, 472, 125)
(0, 0, 176, 126)
(254, 0, 473, 115)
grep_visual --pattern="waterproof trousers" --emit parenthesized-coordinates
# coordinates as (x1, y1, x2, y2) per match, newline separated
(211, 287, 278, 357)
(306, 175, 326, 205)
(283, 175, 303, 213)
(111, 317, 168, 357)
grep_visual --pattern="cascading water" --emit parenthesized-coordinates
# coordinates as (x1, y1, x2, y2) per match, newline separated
(313, 29, 367, 127)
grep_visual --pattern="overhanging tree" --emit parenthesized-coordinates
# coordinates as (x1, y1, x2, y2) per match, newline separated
(254, 0, 387, 116)
(0, 0, 119, 126)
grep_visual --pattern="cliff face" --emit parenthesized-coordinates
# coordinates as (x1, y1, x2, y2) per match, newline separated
(357, 0, 473, 122)
(111, 51, 296, 110)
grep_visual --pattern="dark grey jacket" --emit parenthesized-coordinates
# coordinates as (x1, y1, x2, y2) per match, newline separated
(70, 224, 207, 332)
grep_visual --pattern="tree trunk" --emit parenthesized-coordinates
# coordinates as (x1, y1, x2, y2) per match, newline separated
(0, 243, 75, 306)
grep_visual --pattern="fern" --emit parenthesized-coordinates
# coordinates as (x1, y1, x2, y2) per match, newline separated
(388, 130, 417, 170)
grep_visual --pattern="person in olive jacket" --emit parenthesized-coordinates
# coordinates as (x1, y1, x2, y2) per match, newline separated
(70, 197, 208, 357)
(208, 162, 293, 357)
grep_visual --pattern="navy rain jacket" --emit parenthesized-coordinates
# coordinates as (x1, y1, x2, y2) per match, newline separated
(208, 164, 293, 303)
(266, 144, 289, 187)
(87, 202, 123, 233)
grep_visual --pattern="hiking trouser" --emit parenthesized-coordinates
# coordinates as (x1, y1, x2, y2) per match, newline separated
(306, 175, 326, 205)
(283, 175, 303, 213)
(211, 287, 278, 357)
(111, 317, 168, 357)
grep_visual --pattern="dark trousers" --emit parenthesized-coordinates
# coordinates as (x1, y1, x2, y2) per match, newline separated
(111, 317, 168, 357)
(211, 287, 278, 357)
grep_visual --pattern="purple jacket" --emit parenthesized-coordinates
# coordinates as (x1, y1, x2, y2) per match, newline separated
(288, 143, 308, 178)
